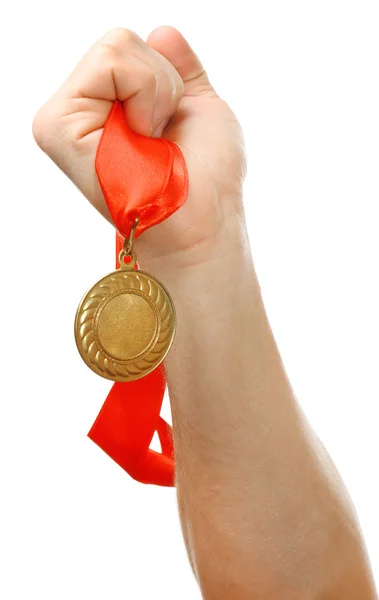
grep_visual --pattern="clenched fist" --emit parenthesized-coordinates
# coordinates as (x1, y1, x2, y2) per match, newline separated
(32, 26, 246, 269)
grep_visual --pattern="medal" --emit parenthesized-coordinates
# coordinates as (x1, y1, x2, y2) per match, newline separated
(75, 218, 176, 382)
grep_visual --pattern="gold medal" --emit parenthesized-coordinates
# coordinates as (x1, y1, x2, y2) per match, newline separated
(74, 219, 176, 382)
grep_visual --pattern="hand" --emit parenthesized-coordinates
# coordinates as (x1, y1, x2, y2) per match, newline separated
(33, 26, 246, 268)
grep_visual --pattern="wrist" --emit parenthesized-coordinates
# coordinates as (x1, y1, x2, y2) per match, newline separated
(145, 210, 262, 319)
(138, 204, 251, 273)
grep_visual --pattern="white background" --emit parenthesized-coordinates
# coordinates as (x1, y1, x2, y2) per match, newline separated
(1, 1, 378, 598)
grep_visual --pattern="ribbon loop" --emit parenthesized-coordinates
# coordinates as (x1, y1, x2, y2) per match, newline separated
(95, 101, 188, 239)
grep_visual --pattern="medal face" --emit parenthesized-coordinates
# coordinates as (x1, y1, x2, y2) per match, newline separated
(75, 269, 176, 382)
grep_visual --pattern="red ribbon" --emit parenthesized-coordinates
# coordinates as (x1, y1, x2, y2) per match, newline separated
(87, 101, 188, 486)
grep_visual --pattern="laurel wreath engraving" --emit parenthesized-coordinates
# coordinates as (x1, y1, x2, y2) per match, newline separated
(75, 270, 175, 382)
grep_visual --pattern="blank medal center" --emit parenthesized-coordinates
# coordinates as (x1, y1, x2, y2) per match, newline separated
(97, 292, 157, 360)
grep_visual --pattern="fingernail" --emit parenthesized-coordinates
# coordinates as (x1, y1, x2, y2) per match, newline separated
(152, 117, 170, 138)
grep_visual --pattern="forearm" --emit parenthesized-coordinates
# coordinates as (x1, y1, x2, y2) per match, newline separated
(148, 211, 376, 599)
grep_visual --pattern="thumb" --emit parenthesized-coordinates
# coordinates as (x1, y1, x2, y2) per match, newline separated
(146, 26, 216, 96)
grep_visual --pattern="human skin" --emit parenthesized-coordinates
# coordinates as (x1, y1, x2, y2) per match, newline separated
(33, 26, 377, 599)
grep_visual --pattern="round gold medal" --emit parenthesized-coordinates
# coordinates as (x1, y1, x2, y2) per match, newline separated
(74, 267, 176, 382)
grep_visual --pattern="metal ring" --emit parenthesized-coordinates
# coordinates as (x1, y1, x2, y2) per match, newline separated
(118, 249, 137, 270)
(122, 216, 139, 255)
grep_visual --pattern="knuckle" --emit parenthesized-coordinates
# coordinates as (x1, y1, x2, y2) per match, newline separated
(91, 42, 118, 64)
(32, 104, 54, 150)
(105, 27, 138, 46)
(89, 44, 120, 81)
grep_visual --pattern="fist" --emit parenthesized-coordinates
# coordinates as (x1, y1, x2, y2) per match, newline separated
(33, 27, 246, 268)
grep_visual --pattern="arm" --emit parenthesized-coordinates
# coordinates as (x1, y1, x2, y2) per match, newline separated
(156, 218, 377, 599)
(32, 25, 377, 599)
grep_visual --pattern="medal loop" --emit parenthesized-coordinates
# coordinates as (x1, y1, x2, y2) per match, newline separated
(118, 216, 139, 270)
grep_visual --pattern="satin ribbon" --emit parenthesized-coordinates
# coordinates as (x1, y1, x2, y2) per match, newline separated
(87, 101, 188, 486)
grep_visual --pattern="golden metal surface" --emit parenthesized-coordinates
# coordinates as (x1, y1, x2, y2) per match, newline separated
(75, 218, 175, 382)
(75, 268, 176, 382)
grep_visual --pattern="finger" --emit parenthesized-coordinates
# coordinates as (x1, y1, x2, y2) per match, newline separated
(65, 45, 163, 137)
(57, 28, 184, 137)
(146, 26, 216, 97)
